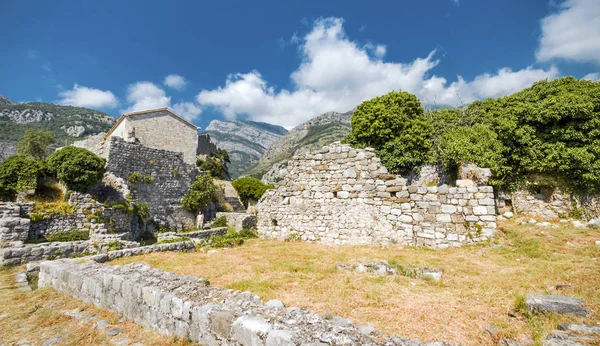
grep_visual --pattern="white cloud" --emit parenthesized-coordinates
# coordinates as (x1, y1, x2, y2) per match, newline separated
(536, 0, 600, 65)
(122, 81, 171, 113)
(164, 74, 188, 90)
(173, 101, 202, 121)
(121, 81, 202, 121)
(582, 72, 600, 81)
(58, 84, 118, 108)
(197, 17, 559, 129)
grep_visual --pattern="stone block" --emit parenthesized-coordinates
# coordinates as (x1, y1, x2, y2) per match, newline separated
(231, 315, 272, 346)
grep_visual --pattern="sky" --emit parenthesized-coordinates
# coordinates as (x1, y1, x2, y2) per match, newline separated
(1, 0, 599, 130)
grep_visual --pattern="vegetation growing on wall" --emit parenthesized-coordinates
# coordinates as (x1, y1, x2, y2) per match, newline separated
(46, 146, 105, 192)
(196, 151, 230, 178)
(182, 174, 218, 212)
(344, 77, 600, 193)
(17, 129, 56, 160)
(232, 176, 274, 208)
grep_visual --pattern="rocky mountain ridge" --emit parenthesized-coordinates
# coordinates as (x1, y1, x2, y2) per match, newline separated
(244, 110, 353, 183)
(0, 96, 116, 161)
(205, 119, 288, 178)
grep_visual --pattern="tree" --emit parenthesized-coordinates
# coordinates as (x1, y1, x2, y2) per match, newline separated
(345, 91, 434, 174)
(17, 130, 55, 159)
(46, 146, 105, 192)
(0, 155, 44, 201)
(182, 174, 218, 212)
(232, 176, 273, 208)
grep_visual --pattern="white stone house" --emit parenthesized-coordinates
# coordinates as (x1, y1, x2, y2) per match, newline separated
(105, 108, 200, 165)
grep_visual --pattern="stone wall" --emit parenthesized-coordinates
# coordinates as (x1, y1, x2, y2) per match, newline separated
(257, 142, 497, 249)
(0, 203, 30, 242)
(106, 137, 199, 231)
(215, 212, 257, 231)
(38, 259, 444, 345)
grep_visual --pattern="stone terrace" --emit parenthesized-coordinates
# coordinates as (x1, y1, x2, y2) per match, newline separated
(257, 142, 496, 249)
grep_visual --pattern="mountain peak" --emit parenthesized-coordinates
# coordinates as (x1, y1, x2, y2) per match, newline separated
(0, 94, 15, 106)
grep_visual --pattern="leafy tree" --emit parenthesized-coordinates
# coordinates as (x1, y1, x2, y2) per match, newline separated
(17, 130, 55, 159)
(182, 174, 217, 212)
(0, 155, 44, 201)
(232, 176, 274, 208)
(46, 146, 105, 192)
(345, 91, 434, 174)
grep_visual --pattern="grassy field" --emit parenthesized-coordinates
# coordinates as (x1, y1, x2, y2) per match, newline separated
(0, 266, 192, 345)
(111, 221, 600, 345)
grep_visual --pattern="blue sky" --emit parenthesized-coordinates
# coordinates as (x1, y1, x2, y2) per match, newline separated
(1, 0, 599, 130)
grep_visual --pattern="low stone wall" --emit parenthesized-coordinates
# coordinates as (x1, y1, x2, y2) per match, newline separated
(215, 212, 257, 231)
(38, 259, 445, 345)
(257, 142, 497, 249)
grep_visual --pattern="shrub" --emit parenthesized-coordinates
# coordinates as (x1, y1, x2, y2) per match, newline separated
(134, 202, 150, 218)
(344, 91, 435, 174)
(206, 229, 257, 248)
(46, 229, 89, 242)
(46, 146, 105, 192)
(28, 212, 47, 222)
(182, 174, 218, 212)
(156, 236, 191, 245)
(33, 200, 76, 216)
(144, 175, 154, 184)
(197, 156, 226, 178)
(211, 216, 228, 228)
(128, 172, 142, 183)
(232, 176, 274, 208)
(0, 155, 44, 201)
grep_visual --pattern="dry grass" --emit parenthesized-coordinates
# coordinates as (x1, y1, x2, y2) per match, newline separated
(112, 221, 600, 345)
(0, 266, 192, 346)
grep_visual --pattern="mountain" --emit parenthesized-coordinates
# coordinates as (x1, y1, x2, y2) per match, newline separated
(0, 94, 15, 106)
(244, 110, 353, 183)
(0, 99, 115, 161)
(205, 119, 288, 179)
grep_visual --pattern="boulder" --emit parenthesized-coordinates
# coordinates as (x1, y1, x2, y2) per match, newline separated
(526, 294, 587, 316)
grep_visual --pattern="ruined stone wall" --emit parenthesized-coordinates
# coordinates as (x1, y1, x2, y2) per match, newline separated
(0, 203, 30, 242)
(257, 142, 497, 249)
(215, 212, 257, 231)
(106, 137, 199, 231)
(38, 259, 435, 345)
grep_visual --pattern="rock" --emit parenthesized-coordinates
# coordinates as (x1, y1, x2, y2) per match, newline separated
(42, 334, 69, 346)
(485, 325, 499, 336)
(499, 339, 520, 346)
(419, 267, 443, 282)
(331, 316, 352, 327)
(105, 327, 123, 337)
(359, 325, 376, 336)
(503, 212, 514, 219)
(557, 323, 600, 335)
(94, 319, 109, 330)
(595, 240, 600, 246)
(537, 222, 552, 227)
(231, 315, 272, 346)
(458, 162, 491, 185)
(522, 338, 533, 345)
(542, 340, 585, 346)
(266, 299, 285, 310)
(572, 221, 586, 228)
(528, 218, 537, 224)
(587, 218, 600, 228)
(207, 249, 218, 254)
(526, 294, 587, 316)
(456, 179, 475, 187)
(266, 329, 294, 346)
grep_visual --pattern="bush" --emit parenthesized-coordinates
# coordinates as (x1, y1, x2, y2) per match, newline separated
(144, 175, 154, 184)
(211, 216, 228, 228)
(128, 172, 142, 183)
(344, 91, 434, 174)
(46, 229, 89, 242)
(0, 155, 44, 201)
(206, 229, 257, 248)
(197, 156, 226, 178)
(134, 202, 150, 218)
(182, 175, 217, 212)
(232, 176, 274, 208)
(46, 146, 105, 192)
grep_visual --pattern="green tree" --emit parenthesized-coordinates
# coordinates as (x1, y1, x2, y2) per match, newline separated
(0, 155, 44, 201)
(46, 146, 105, 192)
(345, 91, 434, 174)
(17, 130, 55, 159)
(232, 176, 273, 208)
(182, 174, 218, 212)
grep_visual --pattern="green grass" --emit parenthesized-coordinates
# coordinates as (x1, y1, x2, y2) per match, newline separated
(45, 230, 89, 242)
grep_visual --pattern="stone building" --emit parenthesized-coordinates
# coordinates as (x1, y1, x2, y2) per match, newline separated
(105, 108, 200, 165)
(257, 142, 497, 249)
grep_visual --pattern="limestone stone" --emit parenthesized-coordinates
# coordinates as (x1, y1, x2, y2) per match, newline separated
(526, 294, 587, 316)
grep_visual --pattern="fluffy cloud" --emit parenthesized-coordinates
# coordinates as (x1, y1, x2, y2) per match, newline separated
(582, 72, 600, 81)
(122, 81, 202, 121)
(58, 84, 118, 108)
(197, 17, 558, 129)
(164, 74, 188, 90)
(536, 0, 600, 65)
(122, 81, 171, 113)
(173, 101, 202, 121)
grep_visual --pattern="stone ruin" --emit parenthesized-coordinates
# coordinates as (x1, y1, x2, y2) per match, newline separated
(257, 142, 497, 249)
